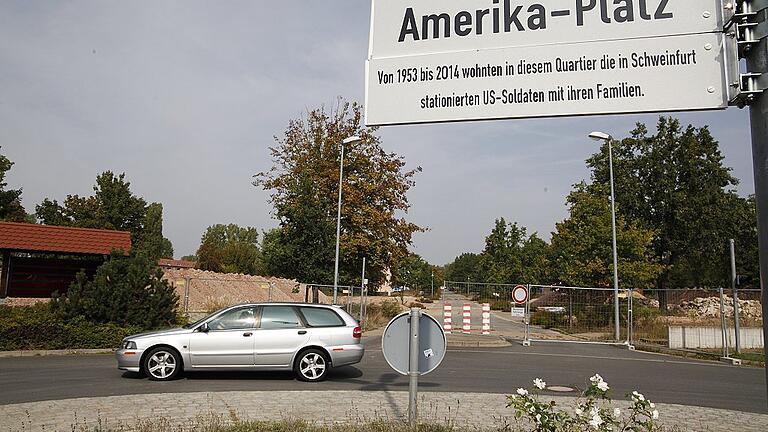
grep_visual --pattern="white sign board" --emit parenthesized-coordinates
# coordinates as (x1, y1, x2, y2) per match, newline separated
(511, 307, 526, 318)
(365, 0, 728, 126)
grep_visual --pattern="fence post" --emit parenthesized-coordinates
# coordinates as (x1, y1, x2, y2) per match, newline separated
(730, 239, 741, 354)
(482, 303, 491, 335)
(719, 286, 730, 358)
(462, 303, 471, 334)
(626, 289, 634, 349)
(443, 303, 452, 333)
(522, 284, 531, 346)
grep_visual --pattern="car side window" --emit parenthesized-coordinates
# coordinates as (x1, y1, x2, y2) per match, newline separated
(299, 307, 344, 327)
(260, 306, 302, 329)
(207, 307, 256, 330)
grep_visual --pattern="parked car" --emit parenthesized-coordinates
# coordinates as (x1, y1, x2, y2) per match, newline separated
(116, 303, 363, 382)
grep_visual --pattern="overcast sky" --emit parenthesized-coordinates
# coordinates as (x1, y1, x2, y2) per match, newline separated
(0, 1, 756, 266)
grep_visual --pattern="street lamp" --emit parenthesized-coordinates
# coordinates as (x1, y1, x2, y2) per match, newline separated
(589, 131, 621, 342)
(333, 135, 362, 305)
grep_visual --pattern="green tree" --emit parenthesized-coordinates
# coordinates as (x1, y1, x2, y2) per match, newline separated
(444, 252, 482, 283)
(478, 218, 528, 284)
(254, 100, 423, 286)
(35, 171, 173, 259)
(0, 148, 28, 222)
(521, 233, 551, 285)
(196, 224, 262, 275)
(136, 203, 174, 260)
(392, 253, 433, 292)
(586, 117, 758, 293)
(50, 251, 178, 328)
(550, 183, 663, 289)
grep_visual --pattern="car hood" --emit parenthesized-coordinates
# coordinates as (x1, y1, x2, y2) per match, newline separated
(127, 327, 192, 340)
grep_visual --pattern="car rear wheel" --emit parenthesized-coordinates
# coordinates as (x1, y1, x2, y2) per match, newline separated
(295, 349, 329, 382)
(143, 347, 181, 381)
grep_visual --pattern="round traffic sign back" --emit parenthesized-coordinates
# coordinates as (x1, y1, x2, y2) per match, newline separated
(381, 311, 447, 376)
(512, 285, 528, 304)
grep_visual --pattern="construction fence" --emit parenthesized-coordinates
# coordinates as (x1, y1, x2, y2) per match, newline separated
(443, 281, 763, 354)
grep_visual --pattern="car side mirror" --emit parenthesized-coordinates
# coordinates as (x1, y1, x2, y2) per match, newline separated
(199, 322, 210, 333)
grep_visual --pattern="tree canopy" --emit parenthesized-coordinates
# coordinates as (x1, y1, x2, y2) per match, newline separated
(586, 117, 758, 290)
(254, 100, 423, 286)
(0, 147, 28, 222)
(196, 224, 262, 275)
(35, 171, 173, 260)
(549, 183, 663, 289)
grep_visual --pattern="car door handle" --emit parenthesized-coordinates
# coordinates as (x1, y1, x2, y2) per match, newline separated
(243, 332, 252, 337)
(298, 330, 307, 335)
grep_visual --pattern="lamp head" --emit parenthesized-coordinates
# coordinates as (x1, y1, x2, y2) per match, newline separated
(588, 131, 612, 142)
(342, 136, 362, 145)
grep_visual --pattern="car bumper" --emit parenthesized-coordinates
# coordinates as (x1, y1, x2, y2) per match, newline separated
(116, 348, 144, 372)
(329, 344, 364, 367)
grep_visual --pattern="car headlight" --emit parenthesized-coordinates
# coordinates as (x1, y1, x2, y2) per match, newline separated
(122, 340, 137, 350)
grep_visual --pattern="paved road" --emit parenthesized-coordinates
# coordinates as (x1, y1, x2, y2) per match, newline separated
(0, 336, 765, 413)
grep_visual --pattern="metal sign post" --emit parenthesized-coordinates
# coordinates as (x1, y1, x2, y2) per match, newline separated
(382, 309, 447, 425)
(408, 308, 419, 426)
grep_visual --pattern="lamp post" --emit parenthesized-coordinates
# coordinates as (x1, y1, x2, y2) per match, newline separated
(589, 131, 621, 342)
(333, 135, 362, 305)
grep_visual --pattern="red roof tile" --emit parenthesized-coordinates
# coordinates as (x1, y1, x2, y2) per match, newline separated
(0, 222, 131, 255)
(158, 258, 197, 268)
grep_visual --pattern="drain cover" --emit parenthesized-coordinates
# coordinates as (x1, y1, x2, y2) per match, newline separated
(546, 386, 576, 392)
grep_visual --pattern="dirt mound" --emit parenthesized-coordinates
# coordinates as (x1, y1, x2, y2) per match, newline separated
(675, 296, 762, 320)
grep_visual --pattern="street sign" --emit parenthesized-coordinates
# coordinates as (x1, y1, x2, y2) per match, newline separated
(368, 0, 722, 58)
(382, 310, 447, 375)
(365, 0, 729, 126)
(511, 307, 525, 318)
(512, 285, 528, 304)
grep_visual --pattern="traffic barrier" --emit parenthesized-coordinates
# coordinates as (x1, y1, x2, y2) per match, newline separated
(482, 303, 491, 335)
(462, 303, 471, 333)
(443, 304, 452, 333)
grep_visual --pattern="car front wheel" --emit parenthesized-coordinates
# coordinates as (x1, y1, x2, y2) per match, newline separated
(295, 349, 329, 382)
(143, 347, 181, 381)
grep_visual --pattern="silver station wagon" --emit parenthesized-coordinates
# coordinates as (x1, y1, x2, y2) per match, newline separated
(116, 303, 364, 382)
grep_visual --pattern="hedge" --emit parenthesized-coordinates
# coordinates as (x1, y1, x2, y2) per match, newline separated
(0, 303, 144, 351)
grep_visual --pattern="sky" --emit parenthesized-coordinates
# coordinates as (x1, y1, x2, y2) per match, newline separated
(0, 1, 757, 266)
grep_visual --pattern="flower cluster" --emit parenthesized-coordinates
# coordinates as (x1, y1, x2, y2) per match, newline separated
(507, 375, 662, 432)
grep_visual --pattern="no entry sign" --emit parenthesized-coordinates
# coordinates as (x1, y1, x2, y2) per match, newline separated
(512, 285, 528, 304)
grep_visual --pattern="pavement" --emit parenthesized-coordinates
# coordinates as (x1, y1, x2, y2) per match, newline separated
(1, 390, 767, 432)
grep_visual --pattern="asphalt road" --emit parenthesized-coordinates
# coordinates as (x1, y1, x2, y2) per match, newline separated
(0, 337, 765, 413)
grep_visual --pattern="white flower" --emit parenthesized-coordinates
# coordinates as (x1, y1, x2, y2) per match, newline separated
(589, 406, 599, 417)
(575, 408, 583, 416)
(632, 391, 645, 401)
(590, 374, 604, 384)
(533, 378, 546, 390)
(613, 408, 621, 417)
(652, 410, 659, 420)
(650, 402, 655, 408)
(535, 414, 541, 423)
(597, 381, 610, 392)
(589, 413, 604, 429)
(516, 388, 529, 396)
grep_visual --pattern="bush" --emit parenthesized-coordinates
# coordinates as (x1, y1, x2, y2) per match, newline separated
(0, 304, 143, 350)
(530, 310, 569, 329)
(50, 251, 179, 328)
(489, 300, 512, 312)
(408, 302, 425, 309)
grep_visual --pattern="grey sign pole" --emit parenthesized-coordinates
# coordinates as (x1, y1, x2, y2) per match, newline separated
(359, 257, 366, 323)
(730, 239, 741, 354)
(408, 308, 420, 426)
(744, 5, 768, 407)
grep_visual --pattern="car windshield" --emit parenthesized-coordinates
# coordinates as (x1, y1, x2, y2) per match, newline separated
(182, 308, 226, 329)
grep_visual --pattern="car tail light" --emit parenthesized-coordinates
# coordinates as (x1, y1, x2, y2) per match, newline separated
(353, 326, 362, 339)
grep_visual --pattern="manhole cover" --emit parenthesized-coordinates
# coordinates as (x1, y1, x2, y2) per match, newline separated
(546, 386, 576, 392)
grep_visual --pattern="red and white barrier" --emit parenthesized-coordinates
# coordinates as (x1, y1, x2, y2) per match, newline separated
(482, 303, 491, 335)
(462, 303, 471, 333)
(443, 304, 452, 333)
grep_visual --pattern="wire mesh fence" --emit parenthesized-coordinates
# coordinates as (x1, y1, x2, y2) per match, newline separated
(632, 288, 763, 357)
(528, 285, 631, 343)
